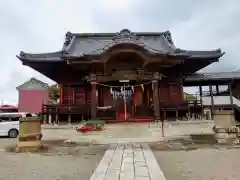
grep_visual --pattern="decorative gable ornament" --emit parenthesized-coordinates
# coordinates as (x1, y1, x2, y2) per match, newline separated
(112, 29, 140, 41)
(64, 31, 73, 45)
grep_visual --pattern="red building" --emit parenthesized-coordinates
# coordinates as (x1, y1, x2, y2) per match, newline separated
(17, 29, 225, 122)
(17, 78, 49, 113)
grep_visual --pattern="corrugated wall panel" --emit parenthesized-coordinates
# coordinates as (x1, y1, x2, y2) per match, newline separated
(18, 90, 48, 113)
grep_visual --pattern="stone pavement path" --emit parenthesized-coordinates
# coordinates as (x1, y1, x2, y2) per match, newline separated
(90, 143, 166, 180)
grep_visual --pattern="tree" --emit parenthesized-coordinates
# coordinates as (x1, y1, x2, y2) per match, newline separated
(184, 92, 197, 101)
(48, 84, 60, 103)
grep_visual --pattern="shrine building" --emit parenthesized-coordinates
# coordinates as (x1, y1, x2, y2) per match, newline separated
(17, 29, 226, 123)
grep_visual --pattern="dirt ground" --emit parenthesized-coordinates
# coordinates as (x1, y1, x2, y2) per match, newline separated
(150, 135, 240, 180)
(0, 138, 108, 180)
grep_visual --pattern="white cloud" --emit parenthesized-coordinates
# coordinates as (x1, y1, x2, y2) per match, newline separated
(0, 0, 239, 104)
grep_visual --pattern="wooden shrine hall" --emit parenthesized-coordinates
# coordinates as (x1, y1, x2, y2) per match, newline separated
(17, 29, 224, 123)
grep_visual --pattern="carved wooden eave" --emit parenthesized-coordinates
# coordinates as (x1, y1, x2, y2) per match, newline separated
(94, 71, 165, 82)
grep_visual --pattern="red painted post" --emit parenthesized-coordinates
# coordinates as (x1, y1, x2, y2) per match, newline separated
(55, 107, 59, 124)
(60, 86, 62, 104)
(72, 87, 75, 105)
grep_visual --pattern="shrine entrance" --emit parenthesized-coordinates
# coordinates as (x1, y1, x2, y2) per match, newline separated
(112, 83, 133, 120)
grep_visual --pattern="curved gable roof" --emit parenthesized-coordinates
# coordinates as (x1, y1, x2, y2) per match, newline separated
(62, 29, 176, 57)
(17, 29, 224, 63)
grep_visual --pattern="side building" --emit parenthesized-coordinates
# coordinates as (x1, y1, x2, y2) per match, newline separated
(185, 71, 240, 121)
(17, 77, 49, 114)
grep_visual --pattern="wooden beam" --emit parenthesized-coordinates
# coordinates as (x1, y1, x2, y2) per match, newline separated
(96, 73, 163, 82)
(67, 59, 104, 64)
(153, 72, 161, 121)
(59, 85, 63, 105)
(229, 82, 233, 105)
(209, 85, 214, 120)
(216, 85, 219, 94)
(199, 85, 203, 102)
(90, 74, 97, 120)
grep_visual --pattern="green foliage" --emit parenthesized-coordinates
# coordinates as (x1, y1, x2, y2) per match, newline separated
(184, 92, 197, 100)
(48, 84, 60, 102)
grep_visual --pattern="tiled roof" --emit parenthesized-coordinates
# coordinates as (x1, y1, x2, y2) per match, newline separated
(16, 77, 49, 90)
(185, 71, 240, 82)
(18, 29, 224, 61)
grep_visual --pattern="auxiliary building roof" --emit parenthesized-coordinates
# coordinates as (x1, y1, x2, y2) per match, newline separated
(184, 71, 240, 86)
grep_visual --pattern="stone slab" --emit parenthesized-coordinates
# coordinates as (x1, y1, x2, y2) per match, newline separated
(105, 170, 120, 180)
(90, 143, 166, 180)
(142, 144, 166, 180)
(135, 166, 149, 177)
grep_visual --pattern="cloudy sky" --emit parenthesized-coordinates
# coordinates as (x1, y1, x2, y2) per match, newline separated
(0, 0, 240, 105)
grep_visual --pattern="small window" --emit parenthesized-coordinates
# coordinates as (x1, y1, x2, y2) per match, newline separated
(10, 117, 20, 121)
(0, 117, 10, 122)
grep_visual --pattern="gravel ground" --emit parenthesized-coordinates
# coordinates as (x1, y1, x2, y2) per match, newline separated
(0, 138, 108, 180)
(150, 139, 240, 180)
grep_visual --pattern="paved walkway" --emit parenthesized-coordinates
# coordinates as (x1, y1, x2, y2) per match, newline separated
(42, 122, 213, 145)
(90, 143, 166, 180)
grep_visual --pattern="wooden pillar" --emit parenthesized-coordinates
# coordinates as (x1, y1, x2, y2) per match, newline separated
(153, 72, 160, 121)
(209, 85, 214, 120)
(41, 103, 45, 123)
(68, 115, 71, 125)
(229, 82, 233, 105)
(72, 87, 75, 105)
(98, 86, 102, 107)
(199, 86, 203, 102)
(163, 110, 167, 120)
(199, 86, 203, 119)
(187, 107, 190, 120)
(46, 105, 49, 123)
(59, 85, 63, 104)
(216, 85, 219, 94)
(90, 74, 97, 120)
(55, 107, 59, 124)
(48, 106, 52, 124)
(176, 109, 178, 120)
(144, 84, 150, 106)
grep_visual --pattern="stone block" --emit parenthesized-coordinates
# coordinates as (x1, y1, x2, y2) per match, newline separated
(90, 172, 105, 180)
(133, 143, 141, 148)
(214, 128, 228, 133)
(125, 144, 133, 149)
(135, 177, 150, 180)
(135, 166, 149, 177)
(227, 133, 237, 139)
(215, 132, 228, 139)
(134, 161, 146, 167)
(113, 151, 124, 159)
(213, 110, 236, 129)
(134, 156, 145, 162)
(217, 138, 229, 144)
(109, 144, 118, 149)
(109, 162, 121, 170)
(122, 157, 133, 163)
(120, 172, 134, 180)
(141, 143, 149, 150)
(121, 165, 134, 173)
(232, 138, 240, 144)
(216, 138, 239, 144)
(105, 170, 120, 180)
